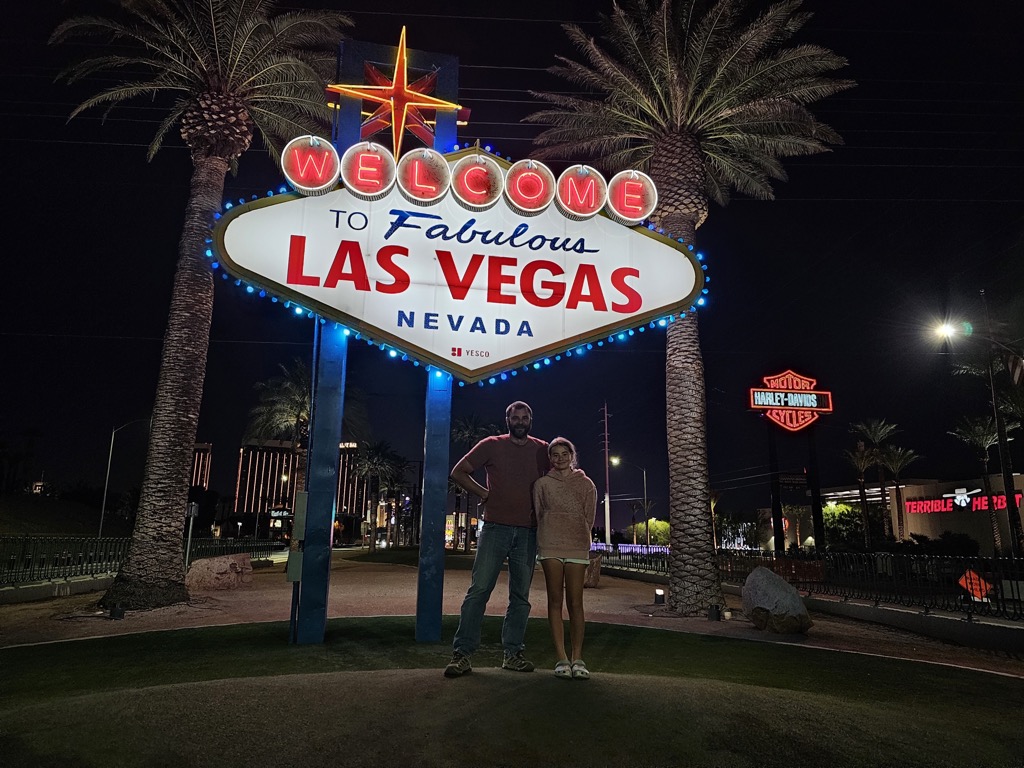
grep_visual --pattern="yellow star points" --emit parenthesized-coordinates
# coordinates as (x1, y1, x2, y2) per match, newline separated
(327, 27, 461, 157)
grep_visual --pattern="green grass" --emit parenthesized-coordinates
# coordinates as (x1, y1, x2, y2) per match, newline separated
(2, 617, 1023, 768)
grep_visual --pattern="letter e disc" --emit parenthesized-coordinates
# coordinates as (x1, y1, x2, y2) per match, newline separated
(605, 170, 657, 225)
(340, 142, 397, 201)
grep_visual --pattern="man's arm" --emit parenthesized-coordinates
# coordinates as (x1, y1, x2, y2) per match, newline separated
(451, 458, 489, 502)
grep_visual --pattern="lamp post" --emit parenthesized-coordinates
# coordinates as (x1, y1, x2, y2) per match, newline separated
(610, 456, 650, 547)
(936, 296, 1024, 556)
(98, 417, 150, 539)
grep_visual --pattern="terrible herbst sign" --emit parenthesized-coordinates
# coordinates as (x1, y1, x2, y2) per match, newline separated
(213, 144, 704, 382)
(750, 370, 833, 432)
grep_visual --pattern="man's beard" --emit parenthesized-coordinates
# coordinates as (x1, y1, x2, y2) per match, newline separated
(509, 424, 530, 439)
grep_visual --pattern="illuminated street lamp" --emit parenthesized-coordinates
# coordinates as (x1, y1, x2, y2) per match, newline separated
(98, 417, 150, 539)
(935, 291, 1024, 555)
(610, 456, 650, 547)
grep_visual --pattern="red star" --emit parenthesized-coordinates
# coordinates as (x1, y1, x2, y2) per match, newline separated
(327, 27, 461, 157)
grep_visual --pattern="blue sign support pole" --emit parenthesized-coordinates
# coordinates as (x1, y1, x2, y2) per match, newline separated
(294, 322, 348, 644)
(416, 372, 453, 641)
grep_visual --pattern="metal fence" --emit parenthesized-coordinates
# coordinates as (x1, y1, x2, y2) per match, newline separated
(0, 536, 129, 585)
(596, 546, 1024, 622)
(1, 536, 286, 587)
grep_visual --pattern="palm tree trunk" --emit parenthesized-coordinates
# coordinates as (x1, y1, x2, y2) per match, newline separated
(665, 314, 724, 615)
(878, 469, 892, 539)
(857, 478, 871, 549)
(894, 478, 906, 541)
(102, 155, 228, 610)
(980, 461, 1003, 554)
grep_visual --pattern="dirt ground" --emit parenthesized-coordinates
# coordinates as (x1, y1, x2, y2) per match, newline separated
(2, 553, 1023, 678)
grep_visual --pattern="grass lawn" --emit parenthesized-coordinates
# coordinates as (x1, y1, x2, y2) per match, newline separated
(2, 616, 1022, 768)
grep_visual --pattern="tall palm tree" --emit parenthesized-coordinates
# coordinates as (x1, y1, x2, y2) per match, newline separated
(852, 418, 900, 540)
(877, 446, 919, 541)
(450, 415, 502, 552)
(527, 0, 852, 615)
(949, 416, 1017, 554)
(52, 0, 350, 609)
(843, 441, 874, 549)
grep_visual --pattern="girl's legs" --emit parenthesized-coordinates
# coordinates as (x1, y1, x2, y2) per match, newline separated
(540, 558, 568, 660)
(564, 562, 587, 661)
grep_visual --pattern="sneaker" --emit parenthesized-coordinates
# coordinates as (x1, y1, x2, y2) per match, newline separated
(444, 652, 472, 678)
(501, 651, 535, 672)
(571, 659, 590, 680)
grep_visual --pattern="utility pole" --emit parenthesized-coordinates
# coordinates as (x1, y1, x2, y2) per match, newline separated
(600, 401, 612, 546)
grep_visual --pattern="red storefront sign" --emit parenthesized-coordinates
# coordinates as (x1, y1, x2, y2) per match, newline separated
(906, 492, 1023, 514)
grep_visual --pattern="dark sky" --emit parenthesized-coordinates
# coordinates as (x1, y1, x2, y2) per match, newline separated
(3, 1, 1023, 529)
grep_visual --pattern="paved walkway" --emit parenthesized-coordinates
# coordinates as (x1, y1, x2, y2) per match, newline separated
(2, 549, 1022, 677)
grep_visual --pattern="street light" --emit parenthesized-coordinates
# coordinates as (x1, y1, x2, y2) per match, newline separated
(98, 417, 150, 539)
(610, 456, 650, 547)
(935, 292, 1024, 555)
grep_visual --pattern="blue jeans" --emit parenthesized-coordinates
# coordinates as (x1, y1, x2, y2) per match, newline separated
(453, 522, 537, 657)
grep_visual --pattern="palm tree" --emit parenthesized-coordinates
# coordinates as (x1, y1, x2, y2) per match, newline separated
(998, 387, 1024, 550)
(450, 415, 502, 552)
(52, 0, 350, 609)
(877, 446, 920, 541)
(527, 0, 852, 615)
(852, 418, 900, 540)
(245, 358, 372, 502)
(949, 416, 1018, 554)
(354, 441, 408, 551)
(843, 441, 875, 549)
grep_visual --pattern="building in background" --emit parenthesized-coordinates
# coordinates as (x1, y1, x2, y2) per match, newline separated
(230, 441, 365, 542)
(192, 443, 212, 490)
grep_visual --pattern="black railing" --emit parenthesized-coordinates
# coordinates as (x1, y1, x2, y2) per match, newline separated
(716, 549, 1024, 621)
(0, 536, 129, 585)
(598, 547, 1023, 622)
(1, 536, 286, 587)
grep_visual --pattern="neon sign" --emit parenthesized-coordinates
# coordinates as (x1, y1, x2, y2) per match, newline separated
(750, 370, 833, 432)
(281, 140, 658, 224)
(215, 146, 702, 383)
(906, 492, 1022, 514)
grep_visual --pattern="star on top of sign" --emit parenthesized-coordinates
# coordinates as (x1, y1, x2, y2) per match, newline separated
(326, 27, 462, 157)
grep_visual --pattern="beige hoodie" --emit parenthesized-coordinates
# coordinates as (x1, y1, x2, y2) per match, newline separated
(533, 468, 597, 560)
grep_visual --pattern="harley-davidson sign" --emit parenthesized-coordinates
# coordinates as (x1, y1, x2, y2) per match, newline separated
(213, 147, 704, 382)
(749, 370, 833, 432)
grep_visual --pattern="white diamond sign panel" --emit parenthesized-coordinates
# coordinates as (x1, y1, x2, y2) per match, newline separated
(213, 169, 703, 383)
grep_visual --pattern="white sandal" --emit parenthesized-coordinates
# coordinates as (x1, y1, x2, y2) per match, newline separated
(554, 659, 572, 679)
(571, 659, 590, 680)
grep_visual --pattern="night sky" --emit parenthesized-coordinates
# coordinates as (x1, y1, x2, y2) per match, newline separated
(3, 1, 1023, 529)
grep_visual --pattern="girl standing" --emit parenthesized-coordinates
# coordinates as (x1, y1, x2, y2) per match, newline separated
(533, 437, 597, 679)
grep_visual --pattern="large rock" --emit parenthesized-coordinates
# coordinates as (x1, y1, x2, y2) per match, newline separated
(185, 554, 254, 591)
(741, 566, 813, 634)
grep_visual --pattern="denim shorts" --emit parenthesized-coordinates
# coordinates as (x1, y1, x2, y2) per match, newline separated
(538, 556, 590, 565)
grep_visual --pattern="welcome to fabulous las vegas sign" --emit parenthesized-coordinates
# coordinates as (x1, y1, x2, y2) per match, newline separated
(212, 139, 705, 383)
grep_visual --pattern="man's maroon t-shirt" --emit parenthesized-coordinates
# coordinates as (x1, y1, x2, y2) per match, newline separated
(459, 435, 549, 527)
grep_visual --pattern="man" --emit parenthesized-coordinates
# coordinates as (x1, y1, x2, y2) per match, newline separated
(444, 401, 549, 677)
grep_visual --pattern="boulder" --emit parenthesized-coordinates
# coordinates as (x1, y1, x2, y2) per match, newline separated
(741, 566, 813, 634)
(185, 554, 254, 591)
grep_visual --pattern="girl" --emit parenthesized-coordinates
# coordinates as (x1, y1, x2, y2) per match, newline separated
(533, 437, 597, 679)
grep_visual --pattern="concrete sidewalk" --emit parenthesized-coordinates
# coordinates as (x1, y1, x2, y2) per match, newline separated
(2, 549, 1022, 677)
